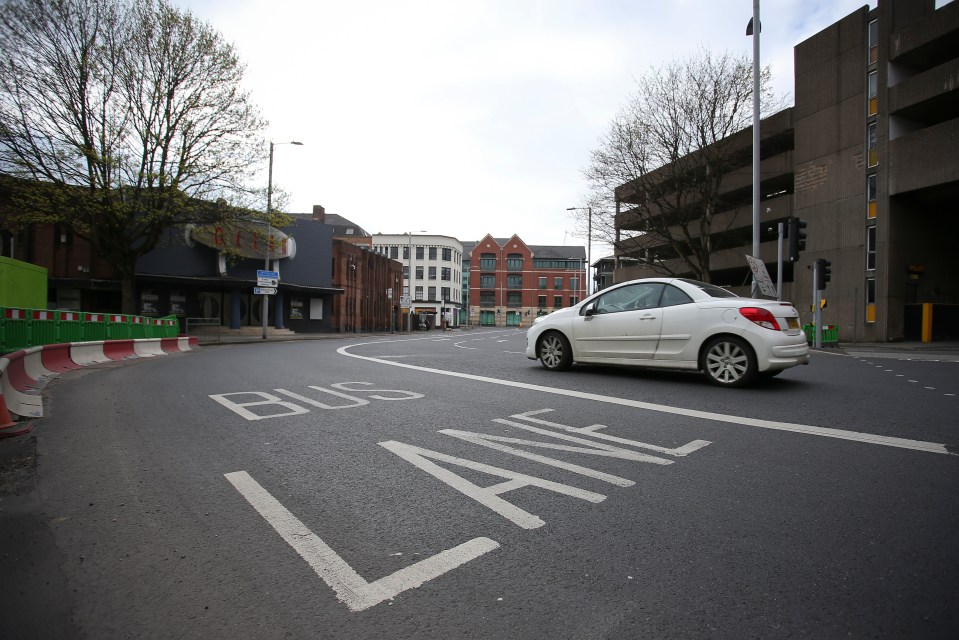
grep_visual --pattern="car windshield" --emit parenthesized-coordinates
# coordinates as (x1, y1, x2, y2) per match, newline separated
(678, 278, 738, 298)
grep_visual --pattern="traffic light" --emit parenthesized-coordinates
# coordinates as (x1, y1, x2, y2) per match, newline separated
(787, 217, 807, 262)
(816, 258, 832, 290)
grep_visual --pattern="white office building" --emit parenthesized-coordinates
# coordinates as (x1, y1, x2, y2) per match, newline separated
(371, 233, 463, 329)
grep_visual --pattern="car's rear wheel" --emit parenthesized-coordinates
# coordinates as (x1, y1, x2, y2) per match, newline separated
(538, 331, 573, 371)
(701, 336, 756, 387)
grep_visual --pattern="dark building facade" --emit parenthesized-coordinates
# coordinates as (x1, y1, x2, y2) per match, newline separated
(1, 191, 404, 334)
(615, 0, 958, 342)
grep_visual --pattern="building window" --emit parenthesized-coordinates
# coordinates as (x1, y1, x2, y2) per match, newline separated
(442, 247, 452, 261)
(387, 246, 396, 259)
(538, 295, 547, 308)
(429, 246, 437, 260)
(54, 223, 73, 245)
(554, 277, 563, 290)
(866, 277, 876, 323)
(868, 70, 878, 116)
(441, 267, 451, 281)
(441, 287, 450, 302)
(480, 253, 496, 270)
(403, 265, 409, 279)
(415, 266, 423, 280)
(507, 253, 523, 270)
(480, 291, 495, 307)
(480, 274, 495, 288)
(570, 277, 579, 292)
(507, 274, 522, 289)
(428, 266, 437, 280)
(538, 277, 547, 289)
(428, 286, 436, 300)
(867, 174, 877, 219)
(403, 246, 409, 260)
(867, 122, 878, 167)
(416, 246, 424, 260)
(570, 296, 579, 306)
(507, 292, 522, 307)
(415, 286, 424, 301)
(868, 19, 878, 64)
(866, 225, 877, 271)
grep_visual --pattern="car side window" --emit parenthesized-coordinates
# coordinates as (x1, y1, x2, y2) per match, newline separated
(595, 283, 664, 313)
(660, 284, 693, 308)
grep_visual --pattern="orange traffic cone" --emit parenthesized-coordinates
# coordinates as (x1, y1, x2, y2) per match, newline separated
(0, 393, 31, 437)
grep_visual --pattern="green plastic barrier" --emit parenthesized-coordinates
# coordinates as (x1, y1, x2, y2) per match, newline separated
(130, 315, 148, 339)
(58, 310, 85, 342)
(106, 314, 131, 340)
(1, 308, 31, 352)
(81, 313, 110, 342)
(1, 307, 177, 354)
(802, 323, 838, 345)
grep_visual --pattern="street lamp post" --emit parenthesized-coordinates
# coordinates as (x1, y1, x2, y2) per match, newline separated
(262, 140, 303, 339)
(567, 207, 592, 297)
(747, 2, 761, 298)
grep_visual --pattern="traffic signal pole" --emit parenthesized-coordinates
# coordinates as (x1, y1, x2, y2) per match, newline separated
(813, 260, 822, 348)
(776, 222, 784, 301)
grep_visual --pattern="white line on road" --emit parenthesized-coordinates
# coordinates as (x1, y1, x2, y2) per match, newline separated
(224, 470, 500, 611)
(337, 342, 954, 456)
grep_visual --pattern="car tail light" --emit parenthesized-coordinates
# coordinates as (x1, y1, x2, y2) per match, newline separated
(739, 307, 781, 331)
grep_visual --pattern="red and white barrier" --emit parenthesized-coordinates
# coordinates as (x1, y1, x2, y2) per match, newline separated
(133, 339, 166, 358)
(21, 346, 57, 385)
(70, 341, 112, 366)
(0, 353, 44, 420)
(0, 337, 199, 424)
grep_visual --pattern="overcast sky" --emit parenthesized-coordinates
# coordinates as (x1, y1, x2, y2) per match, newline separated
(181, 0, 875, 254)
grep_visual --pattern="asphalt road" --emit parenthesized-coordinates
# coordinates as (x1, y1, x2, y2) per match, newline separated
(2, 328, 958, 639)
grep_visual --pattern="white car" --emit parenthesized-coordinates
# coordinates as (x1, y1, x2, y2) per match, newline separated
(526, 277, 809, 387)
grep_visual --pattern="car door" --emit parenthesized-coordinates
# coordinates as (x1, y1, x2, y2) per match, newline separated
(652, 283, 700, 362)
(571, 282, 664, 360)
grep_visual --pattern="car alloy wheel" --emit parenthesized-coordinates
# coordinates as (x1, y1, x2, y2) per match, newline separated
(538, 331, 572, 371)
(702, 336, 756, 387)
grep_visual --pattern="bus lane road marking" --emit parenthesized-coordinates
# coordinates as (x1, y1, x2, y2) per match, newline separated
(337, 340, 955, 456)
(225, 470, 499, 612)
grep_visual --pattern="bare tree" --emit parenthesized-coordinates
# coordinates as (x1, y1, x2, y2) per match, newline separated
(578, 49, 785, 282)
(0, 0, 268, 311)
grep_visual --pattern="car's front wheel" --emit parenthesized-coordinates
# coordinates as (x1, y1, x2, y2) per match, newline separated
(538, 331, 573, 371)
(701, 336, 756, 387)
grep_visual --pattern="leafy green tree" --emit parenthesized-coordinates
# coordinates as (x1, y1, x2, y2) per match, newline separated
(0, 0, 268, 311)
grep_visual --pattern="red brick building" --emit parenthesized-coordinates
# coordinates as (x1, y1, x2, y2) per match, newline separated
(468, 234, 587, 327)
(310, 206, 404, 333)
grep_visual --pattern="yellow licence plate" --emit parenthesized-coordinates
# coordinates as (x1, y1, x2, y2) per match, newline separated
(787, 317, 800, 329)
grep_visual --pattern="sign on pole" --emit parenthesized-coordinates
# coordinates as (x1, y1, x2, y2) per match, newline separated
(257, 269, 279, 287)
(254, 287, 277, 296)
(745, 255, 777, 297)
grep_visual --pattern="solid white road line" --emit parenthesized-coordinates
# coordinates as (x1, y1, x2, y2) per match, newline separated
(224, 470, 499, 611)
(337, 342, 954, 456)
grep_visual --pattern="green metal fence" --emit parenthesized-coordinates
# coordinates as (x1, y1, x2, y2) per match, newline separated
(0, 307, 179, 354)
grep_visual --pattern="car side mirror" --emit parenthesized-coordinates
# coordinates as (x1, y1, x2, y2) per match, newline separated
(583, 302, 597, 317)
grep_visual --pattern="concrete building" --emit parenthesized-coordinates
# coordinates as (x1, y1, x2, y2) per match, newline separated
(371, 233, 463, 329)
(468, 234, 587, 327)
(615, 0, 958, 342)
